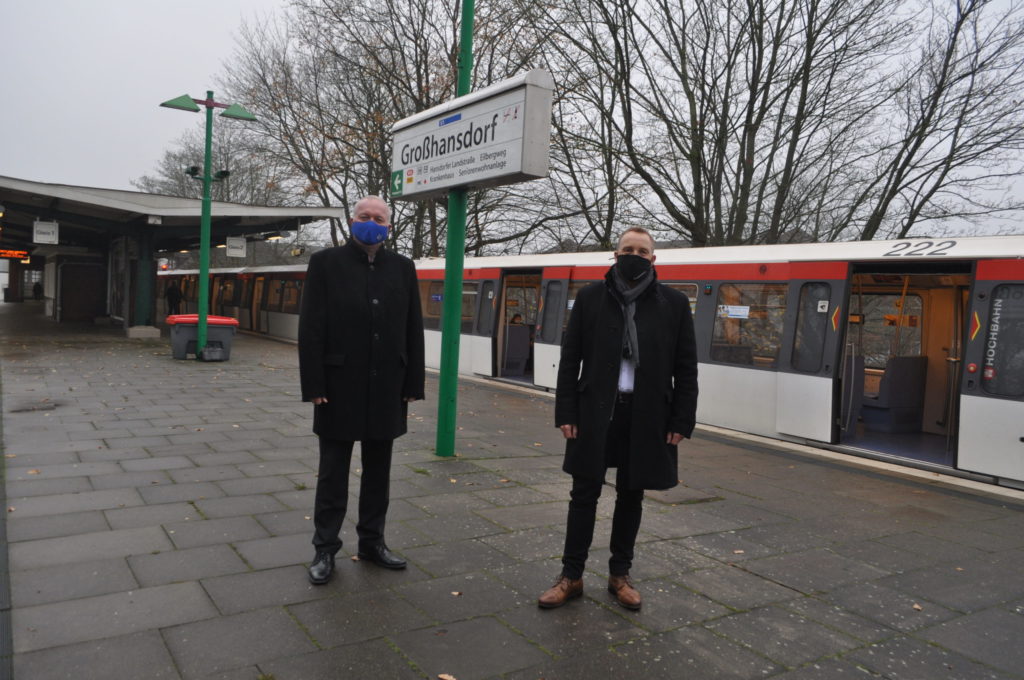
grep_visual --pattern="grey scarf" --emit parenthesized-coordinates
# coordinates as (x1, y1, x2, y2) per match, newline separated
(610, 265, 655, 367)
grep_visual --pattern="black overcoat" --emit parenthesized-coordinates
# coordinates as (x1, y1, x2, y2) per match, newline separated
(298, 241, 425, 441)
(554, 268, 698, 490)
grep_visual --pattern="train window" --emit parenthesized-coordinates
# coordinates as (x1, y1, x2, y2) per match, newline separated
(461, 282, 478, 333)
(220, 279, 238, 306)
(853, 294, 923, 368)
(540, 281, 564, 343)
(711, 282, 788, 366)
(792, 282, 831, 373)
(982, 284, 1024, 397)
(421, 281, 443, 330)
(281, 280, 303, 314)
(563, 281, 590, 332)
(476, 280, 496, 334)
(265, 279, 286, 311)
(665, 282, 699, 315)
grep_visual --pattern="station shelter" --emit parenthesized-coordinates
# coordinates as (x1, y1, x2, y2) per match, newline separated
(0, 175, 343, 332)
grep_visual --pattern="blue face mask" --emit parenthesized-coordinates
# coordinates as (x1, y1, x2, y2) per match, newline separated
(351, 220, 389, 245)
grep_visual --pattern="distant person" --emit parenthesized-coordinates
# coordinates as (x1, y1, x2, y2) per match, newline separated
(510, 313, 523, 324)
(538, 227, 698, 611)
(32, 281, 42, 300)
(165, 282, 182, 316)
(298, 195, 425, 585)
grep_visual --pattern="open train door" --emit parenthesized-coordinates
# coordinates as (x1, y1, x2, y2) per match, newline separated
(775, 262, 850, 442)
(957, 260, 1024, 483)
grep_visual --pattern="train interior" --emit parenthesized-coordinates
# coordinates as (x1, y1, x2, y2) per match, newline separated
(839, 263, 973, 468)
(494, 272, 541, 383)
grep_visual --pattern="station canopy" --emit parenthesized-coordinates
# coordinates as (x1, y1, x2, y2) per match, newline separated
(0, 175, 344, 253)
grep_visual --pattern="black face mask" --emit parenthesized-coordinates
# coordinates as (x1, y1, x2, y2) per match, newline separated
(615, 253, 652, 282)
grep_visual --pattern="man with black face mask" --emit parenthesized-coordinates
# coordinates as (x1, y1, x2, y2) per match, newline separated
(298, 195, 425, 585)
(538, 227, 698, 610)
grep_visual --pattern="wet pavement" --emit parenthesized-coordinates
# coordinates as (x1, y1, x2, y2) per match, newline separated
(1, 300, 1023, 680)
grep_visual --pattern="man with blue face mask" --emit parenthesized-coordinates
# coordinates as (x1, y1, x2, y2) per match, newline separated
(298, 195, 425, 584)
(539, 227, 698, 611)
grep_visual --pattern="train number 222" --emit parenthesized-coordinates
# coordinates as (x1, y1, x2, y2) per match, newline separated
(883, 240, 957, 257)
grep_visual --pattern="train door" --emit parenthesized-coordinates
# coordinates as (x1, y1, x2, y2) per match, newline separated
(468, 276, 498, 376)
(775, 266, 849, 442)
(957, 261, 1024, 483)
(251, 276, 266, 333)
(494, 271, 542, 383)
(838, 263, 973, 467)
(534, 268, 571, 389)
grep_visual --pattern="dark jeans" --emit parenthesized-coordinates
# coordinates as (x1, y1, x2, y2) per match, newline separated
(561, 393, 644, 579)
(312, 437, 393, 556)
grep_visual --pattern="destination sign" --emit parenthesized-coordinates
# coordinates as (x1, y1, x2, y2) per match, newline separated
(0, 249, 29, 259)
(390, 70, 554, 201)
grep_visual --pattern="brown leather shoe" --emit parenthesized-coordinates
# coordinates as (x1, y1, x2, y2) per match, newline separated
(608, 574, 641, 610)
(537, 575, 583, 609)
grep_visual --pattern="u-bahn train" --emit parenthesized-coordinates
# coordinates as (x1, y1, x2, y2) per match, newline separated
(158, 235, 1024, 489)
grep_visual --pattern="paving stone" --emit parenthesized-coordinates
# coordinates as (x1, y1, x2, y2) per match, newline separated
(163, 607, 317, 679)
(121, 455, 195, 472)
(10, 526, 174, 569)
(187, 451, 259, 467)
(395, 571, 524, 623)
(766, 659, 877, 679)
(611, 626, 782, 679)
(391, 616, 549, 680)
(289, 590, 433, 646)
(163, 516, 269, 549)
(5, 510, 110, 542)
(89, 470, 173, 490)
(105, 502, 198, 530)
(11, 558, 138, 607)
(877, 560, 1021, 613)
(12, 630, 181, 680)
(829, 538, 940, 574)
(215, 475, 296, 496)
(13, 582, 217, 653)
(168, 465, 244, 484)
(139, 481, 225, 504)
(201, 565, 323, 615)
(406, 512, 508, 542)
(778, 596, 894, 644)
(5, 476, 93, 498)
(193, 493, 288, 519)
(825, 581, 959, 632)
(674, 565, 802, 610)
(238, 460, 312, 477)
(271, 488, 316, 509)
(846, 633, 1017, 679)
(706, 606, 862, 667)
(875, 531, 985, 563)
(232, 533, 310, 569)
(479, 528, 567, 562)
(921, 608, 1024, 677)
(128, 544, 250, 586)
(258, 639, 426, 679)
(254, 509, 314, 536)
(743, 548, 891, 595)
(4, 487, 143, 518)
(7, 461, 121, 481)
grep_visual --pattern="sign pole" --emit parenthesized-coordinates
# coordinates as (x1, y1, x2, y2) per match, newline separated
(435, 0, 475, 458)
(196, 90, 215, 356)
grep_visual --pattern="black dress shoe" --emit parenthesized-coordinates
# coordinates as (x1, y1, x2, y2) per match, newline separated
(308, 551, 335, 585)
(357, 543, 406, 569)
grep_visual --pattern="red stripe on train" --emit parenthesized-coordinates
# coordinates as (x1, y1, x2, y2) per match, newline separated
(977, 259, 1024, 281)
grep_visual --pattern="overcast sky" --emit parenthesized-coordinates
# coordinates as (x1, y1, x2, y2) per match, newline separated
(0, 0, 284, 191)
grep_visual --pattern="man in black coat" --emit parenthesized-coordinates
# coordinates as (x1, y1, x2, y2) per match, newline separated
(538, 227, 698, 610)
(298, 195, 425, 585)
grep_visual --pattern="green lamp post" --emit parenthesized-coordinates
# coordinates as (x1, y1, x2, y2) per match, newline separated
(160, 91, 256, 359)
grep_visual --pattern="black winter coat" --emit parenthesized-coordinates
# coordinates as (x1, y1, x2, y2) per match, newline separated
(555, 268, 698, 490)
(298, 242, 425, 440)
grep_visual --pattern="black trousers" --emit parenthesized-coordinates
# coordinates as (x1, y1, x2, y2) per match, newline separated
(561, 393, 644, 579)
(312, 437, 393, 556)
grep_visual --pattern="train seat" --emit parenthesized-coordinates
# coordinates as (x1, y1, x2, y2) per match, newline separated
(861, 355, 928, 433)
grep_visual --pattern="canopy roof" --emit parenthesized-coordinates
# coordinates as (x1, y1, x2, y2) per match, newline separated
(0, 175, 344, 252)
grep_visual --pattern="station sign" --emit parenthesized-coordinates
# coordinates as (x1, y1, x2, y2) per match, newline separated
(225, 236, 246, 258)
(33, 220, 59, 244)
(390, 70, 554, 201)
(0, 249, 29, 259)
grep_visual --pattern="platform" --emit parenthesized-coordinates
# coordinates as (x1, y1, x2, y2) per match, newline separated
(1, 300, 1023, 679)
